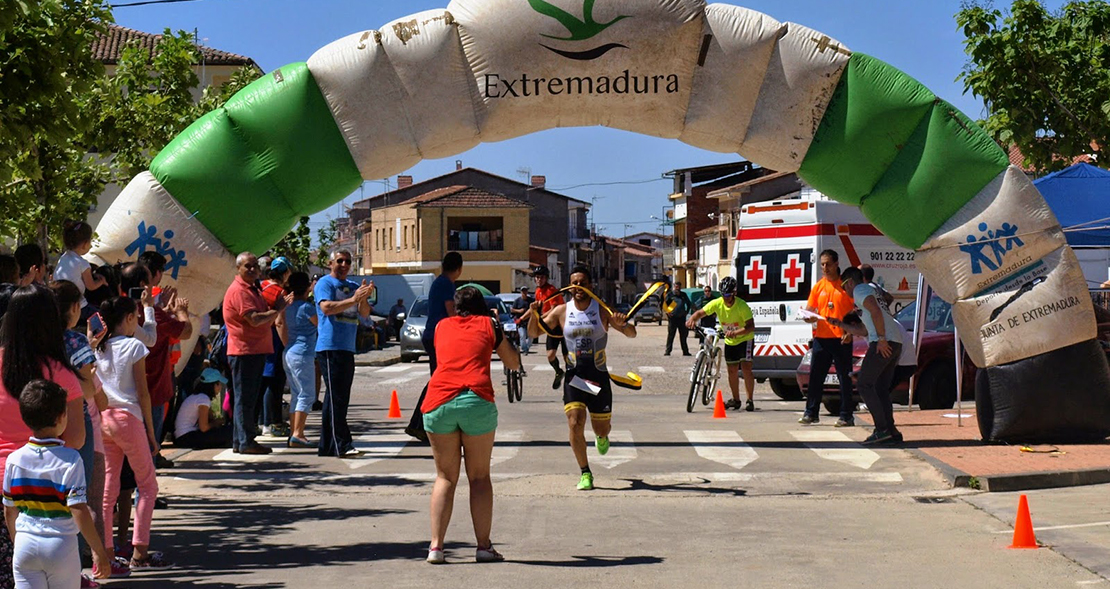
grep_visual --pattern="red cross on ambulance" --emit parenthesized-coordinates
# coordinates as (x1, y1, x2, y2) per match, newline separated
(780, 253, 804, 293)
(744, 256, 766, 294)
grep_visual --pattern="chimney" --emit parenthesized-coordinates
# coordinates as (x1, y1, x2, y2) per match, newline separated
(397, 175, 413, 189)
(455, 159, 463, 171)
(531, 175, 546, 189)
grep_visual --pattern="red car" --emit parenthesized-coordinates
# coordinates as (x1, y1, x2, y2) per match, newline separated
(795, 294, 977, 415)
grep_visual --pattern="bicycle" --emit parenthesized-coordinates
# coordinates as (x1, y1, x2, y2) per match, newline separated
(687, 326, 723, 412)
(504, 328, 526, 403)
(505, 365, 525, 403)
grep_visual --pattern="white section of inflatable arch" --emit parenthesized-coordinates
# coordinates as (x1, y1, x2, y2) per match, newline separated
(917, 165, 1068, 302)
(90, 171, 237, 316)
(308, 10, 482, 180)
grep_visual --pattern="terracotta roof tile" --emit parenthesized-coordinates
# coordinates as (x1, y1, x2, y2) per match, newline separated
(92, 24, 258, 67)
(1006, 144, 1095, 174)
(405, 185, 531, 209)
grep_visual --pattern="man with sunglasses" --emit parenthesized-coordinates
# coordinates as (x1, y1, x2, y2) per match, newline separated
(315, 249, 375, 458)
(686, 276, 756, 411)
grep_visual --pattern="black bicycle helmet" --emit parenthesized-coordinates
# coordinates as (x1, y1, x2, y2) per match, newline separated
(719, 276, 738, 295)
(532, 265, 549, 277)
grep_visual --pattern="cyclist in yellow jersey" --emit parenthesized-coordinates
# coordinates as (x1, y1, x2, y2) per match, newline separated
(685, 276, 756, 411)
(528, 265, 635, 491)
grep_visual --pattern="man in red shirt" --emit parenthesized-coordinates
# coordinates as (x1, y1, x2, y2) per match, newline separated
(532, 266, 568, 390)
(137, 252, 192, 469)
(799, 249, 856, 426)
(223, 252, 288, 455)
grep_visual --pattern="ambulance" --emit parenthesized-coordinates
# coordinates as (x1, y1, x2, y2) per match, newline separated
(733, 187, 918, 399)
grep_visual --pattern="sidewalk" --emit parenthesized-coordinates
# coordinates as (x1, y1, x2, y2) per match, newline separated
(862, 408, 1110, 492)
(353, 343, 402, 367)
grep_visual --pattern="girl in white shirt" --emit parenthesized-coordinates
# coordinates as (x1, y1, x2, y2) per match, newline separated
(93, 296, 171, 570)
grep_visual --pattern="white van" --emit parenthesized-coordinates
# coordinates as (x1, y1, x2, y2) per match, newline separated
(732, 189, 918, 399)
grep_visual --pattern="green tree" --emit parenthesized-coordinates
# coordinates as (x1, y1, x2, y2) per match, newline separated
(267, 216, 314, 270)
(316, 218, 339, 264)
(0, 0, 112, 248)
(957, 0, 1110, 173)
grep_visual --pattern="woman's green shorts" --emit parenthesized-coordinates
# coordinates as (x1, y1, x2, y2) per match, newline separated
(422, 390, 498, 436)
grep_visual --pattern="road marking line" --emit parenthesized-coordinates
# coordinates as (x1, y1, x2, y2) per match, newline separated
(586, 429, 636, 469)
(345, 432, 411, 469)
(637, 366, 665, 374)
(685, 430, 758, 470)
(531, 364, 554, 372)
(378, 374, 423, 386)
(992, 521, 1110, 534)
(213, 447, 289, 463)
(491, 361, 504, 371)
(491, 430, 523, 466)
(375, 365, 413, 373)
(789, 430, 880, 470)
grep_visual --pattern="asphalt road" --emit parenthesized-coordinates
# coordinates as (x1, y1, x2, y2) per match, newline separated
(136, 324, 1106, 588)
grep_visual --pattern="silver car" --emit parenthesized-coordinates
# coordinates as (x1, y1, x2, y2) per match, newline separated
(399, 296, 518, 363)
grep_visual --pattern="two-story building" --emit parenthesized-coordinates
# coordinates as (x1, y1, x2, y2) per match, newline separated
(362, 185, 531, 294)
(350, 166, 590, 286)
(664, 162, 767, 287)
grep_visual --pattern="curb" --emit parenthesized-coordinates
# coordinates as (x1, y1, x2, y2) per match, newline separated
(355, 355, 402, 368)
(906, 447, 1110, 492)
(905, 447, 975, 489)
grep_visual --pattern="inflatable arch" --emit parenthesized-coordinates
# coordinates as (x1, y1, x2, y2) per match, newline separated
(91, 0, 1110, 441)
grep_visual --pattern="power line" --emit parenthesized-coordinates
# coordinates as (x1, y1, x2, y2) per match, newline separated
(111, 0, 202, 7)
(547, 178, 669, 191)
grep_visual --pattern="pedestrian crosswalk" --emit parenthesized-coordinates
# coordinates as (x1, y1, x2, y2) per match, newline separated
(371, 363, 667, 376)
(203, 425, 905, 484)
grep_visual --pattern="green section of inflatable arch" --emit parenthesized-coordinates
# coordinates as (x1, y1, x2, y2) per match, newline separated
(799, 53, 1009, 249)
(150, 62, 362, 255)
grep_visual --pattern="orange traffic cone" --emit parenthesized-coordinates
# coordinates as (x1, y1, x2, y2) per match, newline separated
(387, 390, 402, 419)
(1008, 494, 1039, 549)
(713, 390, 727, 419)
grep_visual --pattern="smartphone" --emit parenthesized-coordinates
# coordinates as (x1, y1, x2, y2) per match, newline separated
(128, 287, 144, 300)
(88, 312, 106, 335)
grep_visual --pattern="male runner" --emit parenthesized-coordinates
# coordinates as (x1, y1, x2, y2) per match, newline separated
(531, 266, 568, 389)
(685, 276, 756, 411)
(529, 265, 635, 491)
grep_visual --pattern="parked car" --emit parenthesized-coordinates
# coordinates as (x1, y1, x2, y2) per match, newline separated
(399, 295, 518, 362)
(795, 293, 977, 414)
(633, 295, 663, 325)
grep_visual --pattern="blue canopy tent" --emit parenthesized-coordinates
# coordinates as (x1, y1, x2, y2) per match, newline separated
(1033, 162, 1110, 247)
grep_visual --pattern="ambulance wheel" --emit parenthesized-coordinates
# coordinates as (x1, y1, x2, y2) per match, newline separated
(916, 362, 957, 410)
(770, 378, 803, 401)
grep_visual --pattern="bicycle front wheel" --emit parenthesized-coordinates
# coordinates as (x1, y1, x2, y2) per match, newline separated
(703, 348, 721, 406)
(506, 370, 516, 403)
(513, 371, 523, 402)
(687, 353, 707, 413)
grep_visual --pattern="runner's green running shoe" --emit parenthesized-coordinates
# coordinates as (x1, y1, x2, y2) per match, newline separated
(577, 472, 594, 491)
(596, 436, 610, 455)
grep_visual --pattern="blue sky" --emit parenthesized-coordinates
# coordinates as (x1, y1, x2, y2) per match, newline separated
(111, 0, 1057, 238)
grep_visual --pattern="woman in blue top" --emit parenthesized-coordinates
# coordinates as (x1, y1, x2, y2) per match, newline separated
(830, 267, 905, 445)
(280, 272, 318, 448)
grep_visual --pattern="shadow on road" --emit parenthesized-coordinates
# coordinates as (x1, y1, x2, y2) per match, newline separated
(620, 477, 748, 496)
(514, 555, 665, 568)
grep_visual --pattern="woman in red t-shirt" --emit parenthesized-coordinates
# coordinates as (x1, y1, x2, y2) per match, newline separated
(421, 287, 520, 565)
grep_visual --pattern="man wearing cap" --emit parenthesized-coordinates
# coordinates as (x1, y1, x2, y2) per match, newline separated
(224, 252, 289, 455)
(664, 280, 692, 356)
(315, 249, 375, 457)
(511, 286, 533, 354)
(533, 266, 568, 390)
